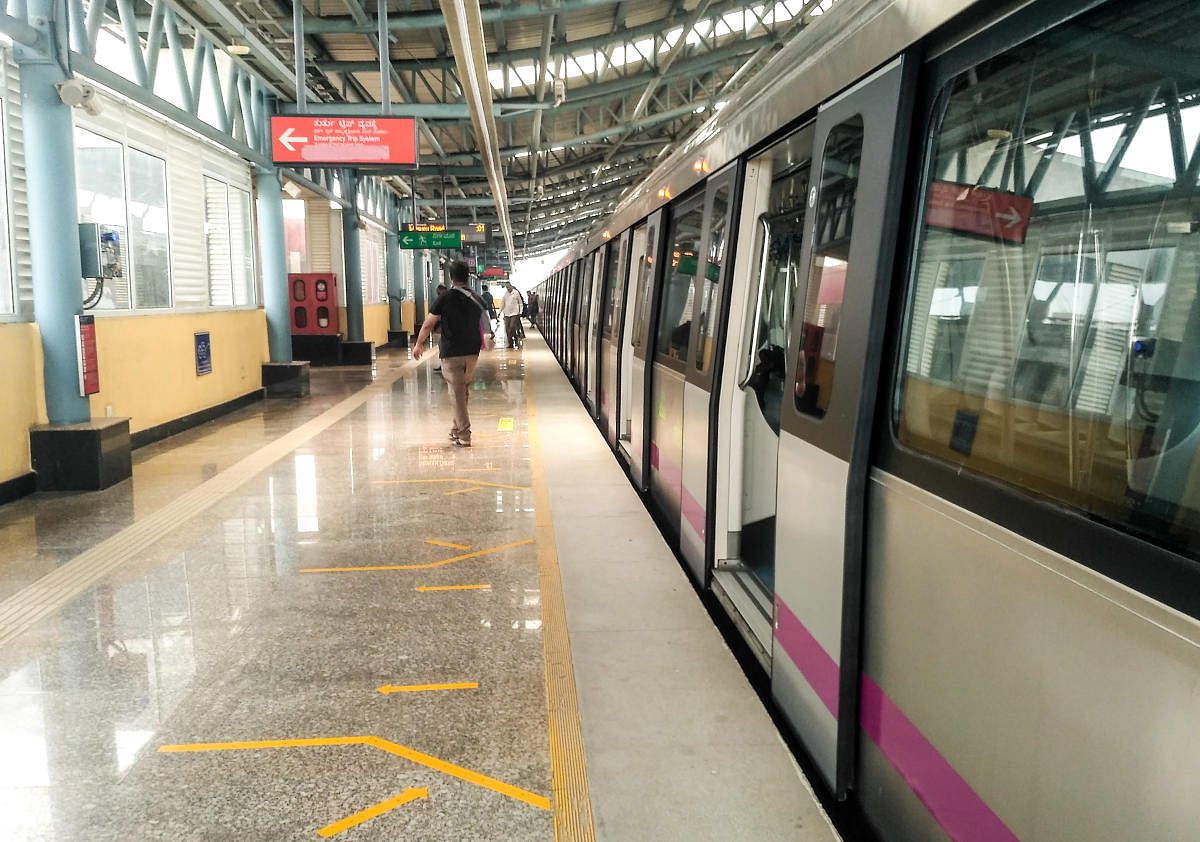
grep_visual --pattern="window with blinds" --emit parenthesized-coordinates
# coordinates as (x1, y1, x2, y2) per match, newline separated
(0, 98, 12, 315)
(203, 177, 257, 307)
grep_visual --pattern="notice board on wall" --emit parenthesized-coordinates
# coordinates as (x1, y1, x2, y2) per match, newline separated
(194, 331, 212, 376)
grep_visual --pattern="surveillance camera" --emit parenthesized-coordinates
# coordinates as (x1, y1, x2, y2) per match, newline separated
(56, 78, 91, 108)
(82, 98, 103, 117)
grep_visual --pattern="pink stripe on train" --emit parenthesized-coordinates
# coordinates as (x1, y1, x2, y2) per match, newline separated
(774, 597, 1019, 842)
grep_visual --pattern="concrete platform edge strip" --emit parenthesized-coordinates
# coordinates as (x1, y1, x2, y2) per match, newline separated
(527, 370, 598, 841)
(0, 356, 426, 650)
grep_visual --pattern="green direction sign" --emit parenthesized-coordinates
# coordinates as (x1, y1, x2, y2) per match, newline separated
(398, 230, 462, 249)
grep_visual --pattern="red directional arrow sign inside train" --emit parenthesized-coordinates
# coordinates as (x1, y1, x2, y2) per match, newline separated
(270, 116, 418, 166)
(925, 181, 1033, 243)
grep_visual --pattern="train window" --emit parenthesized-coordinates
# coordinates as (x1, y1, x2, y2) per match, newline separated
(603, 237, 623, 339)
(656, 194, 705, 366)
(795, 117, 864, 416)
(897, 0, 1200, 555)
(695, 183, 731, 373)
(630, 222, 655, 349)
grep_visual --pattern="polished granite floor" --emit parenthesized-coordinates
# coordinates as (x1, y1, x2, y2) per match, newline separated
(0, 347, 553, 840)
(0, 335, 841, 842)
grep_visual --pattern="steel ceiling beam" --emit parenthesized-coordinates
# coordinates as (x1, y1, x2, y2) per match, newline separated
(291, 0, 620, 34)
(439, 0, 515, 257)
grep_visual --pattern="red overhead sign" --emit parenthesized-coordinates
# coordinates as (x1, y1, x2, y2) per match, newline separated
(270, 116, 418, 165)
(925, 181, 1033, 243)
(482, 267, 506, 277)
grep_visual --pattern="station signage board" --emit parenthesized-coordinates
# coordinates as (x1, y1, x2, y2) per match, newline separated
(925, 181, 1033, 243)
(404, 223, 448, 232)
(482, 267, 507, 278)
(399, 229, 462, 249)
(270, 116, 418, 166)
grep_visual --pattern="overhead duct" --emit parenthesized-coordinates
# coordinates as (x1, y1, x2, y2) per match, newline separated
(439, 0, 516, 259)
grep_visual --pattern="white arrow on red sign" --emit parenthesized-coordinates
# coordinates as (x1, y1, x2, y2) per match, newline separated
(278, 127, 308, 152)
(995, 207, 1023, 228)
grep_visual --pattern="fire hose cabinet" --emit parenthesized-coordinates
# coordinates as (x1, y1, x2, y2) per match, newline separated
(290, 273, 339, 335)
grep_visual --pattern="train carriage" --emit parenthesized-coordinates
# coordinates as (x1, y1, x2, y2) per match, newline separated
(534, 0, 1200, 838)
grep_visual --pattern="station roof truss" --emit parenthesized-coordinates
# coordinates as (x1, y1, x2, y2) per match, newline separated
(1, 0, 839, 257)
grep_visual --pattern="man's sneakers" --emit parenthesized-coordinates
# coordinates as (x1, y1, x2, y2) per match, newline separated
(452, 436, 471, 447)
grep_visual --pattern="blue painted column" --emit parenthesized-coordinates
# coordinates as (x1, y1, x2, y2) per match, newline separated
(16, 4, 90, 424)
(255, 166, 292, 362)
(385, 200, 403, 331)
(340, 168, 364, 342)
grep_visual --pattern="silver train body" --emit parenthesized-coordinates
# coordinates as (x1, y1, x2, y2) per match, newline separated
(536, 0, 1200, 838)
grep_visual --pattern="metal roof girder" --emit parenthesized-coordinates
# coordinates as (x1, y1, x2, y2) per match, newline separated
(292, 0, 622, 34)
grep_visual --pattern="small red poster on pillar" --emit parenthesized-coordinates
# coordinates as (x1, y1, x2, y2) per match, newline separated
(75, 314, 100, 396)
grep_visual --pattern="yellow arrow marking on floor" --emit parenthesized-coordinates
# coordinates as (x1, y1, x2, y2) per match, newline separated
(317, 788, 428, 837)
(416, 584, 491, 592)
(498, 417, 514, 431)
(377, 682, 478, 694)
(425, 539, 471, 550)
(301, 538, 532, 573)
(444, 485, 484, 496)
(158, 736, 549, 810)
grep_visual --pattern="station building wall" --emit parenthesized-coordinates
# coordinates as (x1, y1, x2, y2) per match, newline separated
(0, 323, 45, 486)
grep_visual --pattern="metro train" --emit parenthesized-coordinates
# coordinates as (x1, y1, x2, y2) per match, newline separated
(533, 0, 1200, 839)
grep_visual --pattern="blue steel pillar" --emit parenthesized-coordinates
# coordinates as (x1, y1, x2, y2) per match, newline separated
(340, 168, 364, 342)
(256, 166, 292, 363)
(17, 2, 90, 424)
(385, 199, 403, 331)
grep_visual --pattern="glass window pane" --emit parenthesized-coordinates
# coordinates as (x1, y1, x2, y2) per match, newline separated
(603, 239, 622, 338)
(204, 178, 232, 306)
(127, 148, 170, 309)
(696, 183, 731, 373)
(795, 117, 864, 416)
(656, 195, 705, 363)
(75, 129, 129, 309)
(630, 222, 653, 349)
(282, 199, 307, 274)
(896, 0, 1200, 556)
(229, 187, 254, 306)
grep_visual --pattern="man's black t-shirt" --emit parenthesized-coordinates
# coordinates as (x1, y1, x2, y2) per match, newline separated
(429, 286, 484, 358)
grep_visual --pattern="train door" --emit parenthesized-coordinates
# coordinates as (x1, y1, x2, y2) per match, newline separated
(769, 58, 910, 795)
(567, 262, 582, 378)
(626, 211, 666, 490)
(649, 190, 707, 537)
(573, 256, 592, 385)
(712, 123, 816, 665)
(678, 164, 741, 582)
(601, 231, 632, 445)
(584, 248, 605, 415)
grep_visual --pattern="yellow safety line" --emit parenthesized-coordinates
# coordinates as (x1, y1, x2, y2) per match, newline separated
(317, 788, 428, 837)
(425, 539, 471, 550)
(375, 477, 529, 490)
(158, 736, 550, 810)
(377, 682, 478, 693)
(525, 357, 597, 841)
(300, 538, 532, 573)
(416, 584, 491, 592)
(0, 356, 427, 651)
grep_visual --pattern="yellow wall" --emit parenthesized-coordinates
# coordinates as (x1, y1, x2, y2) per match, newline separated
(0, 322, 46, 483)
(87, 309, 268, 433)
(335, 304, 391, 348)
(363, 304, 389, 347)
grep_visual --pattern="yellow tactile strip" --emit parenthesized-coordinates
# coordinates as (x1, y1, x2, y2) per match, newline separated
(0, 357, 424, 650)
(526, 372, 597, 841)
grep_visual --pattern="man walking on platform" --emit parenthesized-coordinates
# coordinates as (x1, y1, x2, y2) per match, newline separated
(413, 260, 493, 447)
(501, 281, 525, 349)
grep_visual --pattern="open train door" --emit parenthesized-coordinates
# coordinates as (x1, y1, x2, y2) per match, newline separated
(770, 56, 913, 796)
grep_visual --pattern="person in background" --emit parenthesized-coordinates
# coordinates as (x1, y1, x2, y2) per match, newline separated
(413, 261, 493, 447)
(527, 291, 539, 326)
(480, 282, 499, 327)
(501, 281, 524, 349)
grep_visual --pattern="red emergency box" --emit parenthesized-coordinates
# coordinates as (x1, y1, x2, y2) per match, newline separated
(290, 273, 339, 335)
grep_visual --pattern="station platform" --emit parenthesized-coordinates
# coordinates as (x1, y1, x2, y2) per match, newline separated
(0, 334, 839, 841)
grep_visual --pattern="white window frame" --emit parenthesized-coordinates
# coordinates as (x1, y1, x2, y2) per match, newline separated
(202, 174, 258, 308)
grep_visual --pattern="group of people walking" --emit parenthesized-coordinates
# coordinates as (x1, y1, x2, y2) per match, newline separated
(412, 260, 538, 448)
